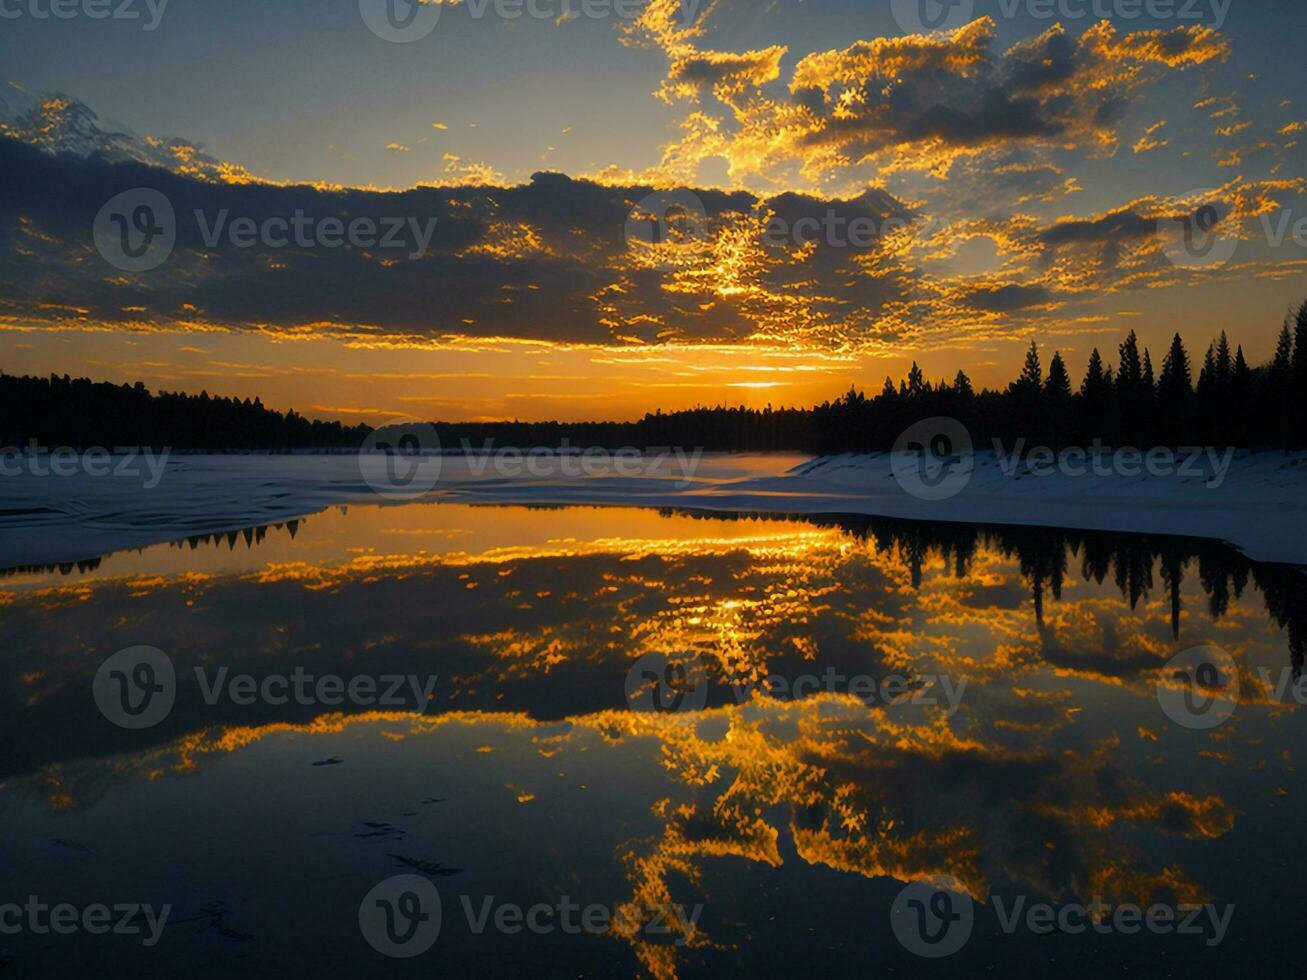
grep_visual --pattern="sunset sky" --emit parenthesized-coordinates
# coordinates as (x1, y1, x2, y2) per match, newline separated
(1, 0, 1305, 422)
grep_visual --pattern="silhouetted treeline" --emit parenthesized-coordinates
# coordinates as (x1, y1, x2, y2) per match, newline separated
(672, 509, 1307, 677)
(23, 501, 1300, 676)
(434, 301, 1307, 452)
(0, 374, 370, 450)
(5, 300, 1307, 451)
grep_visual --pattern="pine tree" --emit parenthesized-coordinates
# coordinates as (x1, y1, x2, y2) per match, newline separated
(1231, 345, 1252, 446)
(1294, 301, 1307, 446)
(907, 362, 925, 398)
(1270, 323, 1294, 449)
(1216, 331, 1232, 382)
(1019, 341, 1042, 390)
(1010, 341, 1044, 449)
(1079, 348, 1111, 445)
(1118, 331, 1142, 389)
(954, 369, 974, 399)
(1117, 331, 1147, 444)
(1045, 352, 1073, 452)
(1158, 333, 1192, 445)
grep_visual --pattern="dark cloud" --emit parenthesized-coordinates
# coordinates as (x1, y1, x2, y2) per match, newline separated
(0, 122, 923, 347)
(966, 283, 1053, 313)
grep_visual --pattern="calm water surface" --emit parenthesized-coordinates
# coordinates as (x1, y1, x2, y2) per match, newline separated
(1, 502, 1304, 977)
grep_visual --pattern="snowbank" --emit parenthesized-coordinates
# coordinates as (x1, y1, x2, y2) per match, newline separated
(2, 449, 1305, 569)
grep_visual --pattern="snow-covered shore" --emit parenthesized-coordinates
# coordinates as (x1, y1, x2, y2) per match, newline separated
(2, 449, 1306, 569)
